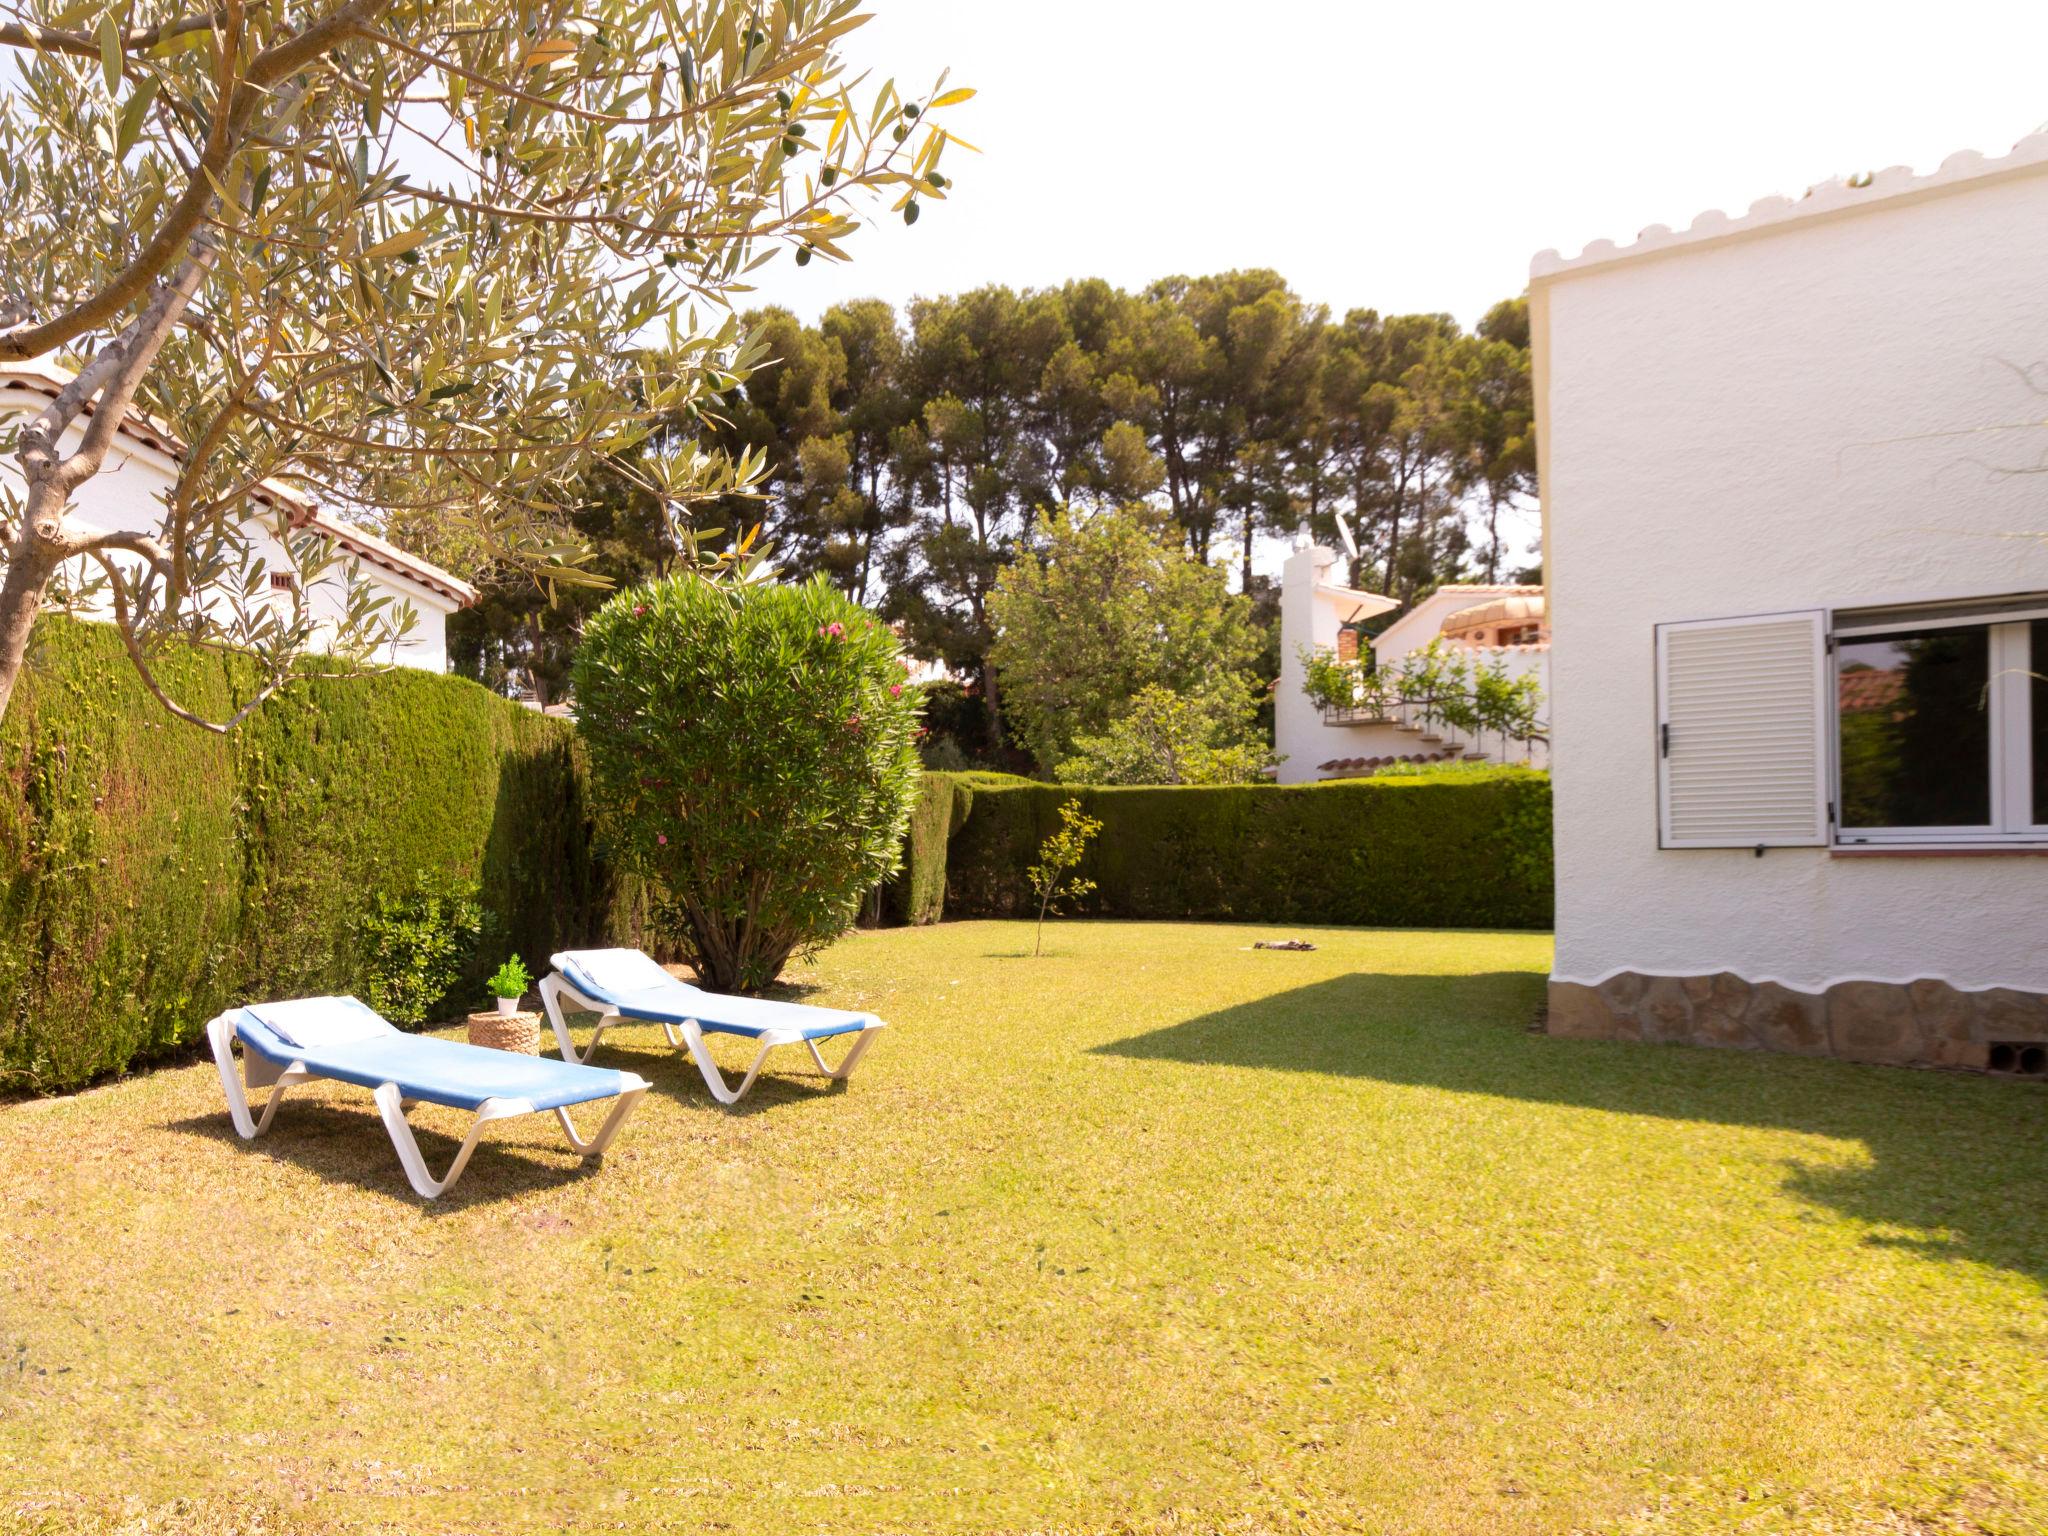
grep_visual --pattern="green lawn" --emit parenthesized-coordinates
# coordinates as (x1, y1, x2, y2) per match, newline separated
(2, 921, 2044, 1535)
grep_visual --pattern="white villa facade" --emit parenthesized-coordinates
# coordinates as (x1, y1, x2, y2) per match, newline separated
(1, 363, 476, 671)
(1534, 135, 2048, 1071)
(1275, 543, 1550, 782)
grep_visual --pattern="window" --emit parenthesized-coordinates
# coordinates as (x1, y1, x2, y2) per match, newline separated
(1833, 599, 2047, 846)
(2035, 620, 2048, 827)
(1836, 625, 1990, 829)
(268, 571, 297, 594)
(1654, 596, 2048, 850)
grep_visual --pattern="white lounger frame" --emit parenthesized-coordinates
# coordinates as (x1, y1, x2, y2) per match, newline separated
(206, 1014, 648, 1199)
(538, 973, 881, 1106)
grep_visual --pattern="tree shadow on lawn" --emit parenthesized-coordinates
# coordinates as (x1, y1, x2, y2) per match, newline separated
(1094, 970, 2048, 1289)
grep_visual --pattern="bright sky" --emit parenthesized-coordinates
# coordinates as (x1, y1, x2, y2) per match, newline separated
(749, 0, 2048, 328)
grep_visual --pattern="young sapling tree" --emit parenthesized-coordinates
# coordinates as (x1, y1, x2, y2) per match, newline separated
(1027, 797, 1101, 956)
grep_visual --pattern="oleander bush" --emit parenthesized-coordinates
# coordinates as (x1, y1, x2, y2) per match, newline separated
(0, 617, 622, 1090)
(924, 767, 1552, 929)
(575, 575, 923, 991)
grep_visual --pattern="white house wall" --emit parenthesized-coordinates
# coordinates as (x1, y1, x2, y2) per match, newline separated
(1537, 151, 2048, 1060)
(1274, 546, 1345, 784)
(0, 385, 453, 671)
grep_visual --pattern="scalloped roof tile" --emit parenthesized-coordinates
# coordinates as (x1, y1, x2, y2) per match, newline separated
(1531, 131, 2048, 282)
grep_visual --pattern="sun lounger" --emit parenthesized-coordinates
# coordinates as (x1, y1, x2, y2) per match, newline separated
(539, 948, 884, 1106)
(206, 996, 649, 1198)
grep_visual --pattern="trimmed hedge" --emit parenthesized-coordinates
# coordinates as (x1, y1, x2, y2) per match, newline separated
(880, 773, 969, 926)
(1, 618, 626, 1091)
(878, 771, 1051, 926)
(932, 768, 1552, 929)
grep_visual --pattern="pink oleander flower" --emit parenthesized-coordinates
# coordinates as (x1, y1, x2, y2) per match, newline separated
(889, 683, 903, 697)
(633, 604, 646, 616)
(845, 713, 861, 729)
(656, 833, 668, 845)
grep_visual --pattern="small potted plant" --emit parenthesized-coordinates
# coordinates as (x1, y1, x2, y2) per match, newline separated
(487, 955, 531, 1017)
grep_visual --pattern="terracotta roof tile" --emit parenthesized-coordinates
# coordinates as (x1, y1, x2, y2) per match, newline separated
(1316, 749, 1465, 776)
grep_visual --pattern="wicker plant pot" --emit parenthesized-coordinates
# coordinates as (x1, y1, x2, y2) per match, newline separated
(466, 1008, 541, 1055)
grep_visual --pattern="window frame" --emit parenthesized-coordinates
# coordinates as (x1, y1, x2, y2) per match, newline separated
(1830, 601, 2048, 848)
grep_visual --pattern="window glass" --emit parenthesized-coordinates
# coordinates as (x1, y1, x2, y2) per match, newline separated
(1837, 625, 1991, 828)
(2035, 621, 2048, 826)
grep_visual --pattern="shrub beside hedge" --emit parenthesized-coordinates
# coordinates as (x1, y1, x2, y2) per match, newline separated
(932, 768, 1552, 929)
(0, 618, 625, 1091)
(574, 576, 922, 991)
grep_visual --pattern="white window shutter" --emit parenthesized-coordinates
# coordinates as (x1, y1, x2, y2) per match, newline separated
(1655, 612, 1828, 849)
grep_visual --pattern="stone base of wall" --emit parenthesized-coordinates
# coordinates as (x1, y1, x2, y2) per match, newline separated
(1546, 972, 2048, 1069)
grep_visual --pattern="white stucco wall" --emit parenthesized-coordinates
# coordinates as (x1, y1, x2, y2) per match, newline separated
(1538, 154, 2048, 993)
(0, 384, 455, 671)
(1275, 545, 1400, 783)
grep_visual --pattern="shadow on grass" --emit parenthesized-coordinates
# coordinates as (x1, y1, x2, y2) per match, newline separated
(1094, 970, 2048, 1288)
(547, 1027, 854, 1118)
(165, 1103, 609, 1211)
(165, 1036, 849, 1203)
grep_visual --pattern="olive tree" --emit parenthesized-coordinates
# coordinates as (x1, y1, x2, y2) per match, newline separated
(0, 0, 969, 727)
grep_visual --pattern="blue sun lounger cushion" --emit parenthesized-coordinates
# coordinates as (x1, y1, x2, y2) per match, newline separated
(209, 995, 648, 1198)
(553, 948, 875, 1040)
(540, 947, 886, 1105)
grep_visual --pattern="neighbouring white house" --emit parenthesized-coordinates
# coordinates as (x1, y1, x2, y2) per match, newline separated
(1533, 133, 2048, 1073)
(1275, 542, 1551, 782)
(1, 362, 476, 671)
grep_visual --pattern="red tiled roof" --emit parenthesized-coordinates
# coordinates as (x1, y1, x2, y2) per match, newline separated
(1317, 749, 1469, 776)
(1838, 668, 1905, 713)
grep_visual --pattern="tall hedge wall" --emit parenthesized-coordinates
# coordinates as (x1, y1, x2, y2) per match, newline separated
(932, 769, 1552, 929)
(875, 771, 1042, 926)
(1, 618, 624, 1091)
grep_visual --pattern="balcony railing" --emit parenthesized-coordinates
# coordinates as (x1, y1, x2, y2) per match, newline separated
(1318, 702, 1394, 726)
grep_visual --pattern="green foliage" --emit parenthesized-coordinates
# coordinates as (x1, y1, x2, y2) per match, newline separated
(1027, 798, 1101, 954)
(575, 574, 923, 990)
(0, 617, 624, 1090)
(2, 0, 976, 729)
(1298, 638, 1546, 748)
(360, 880, 488, 1027)
(990, 504, 1267, 774)
(1361, 759, 1514, 780)
(1056, 683, 1279, 786)
(881, 771, 975, 926)
(672, 274, 1534, 749)
(486, 954, 534, 1003)
(934, 769, 1552, 929)
(1299, 643, 1369, 713)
